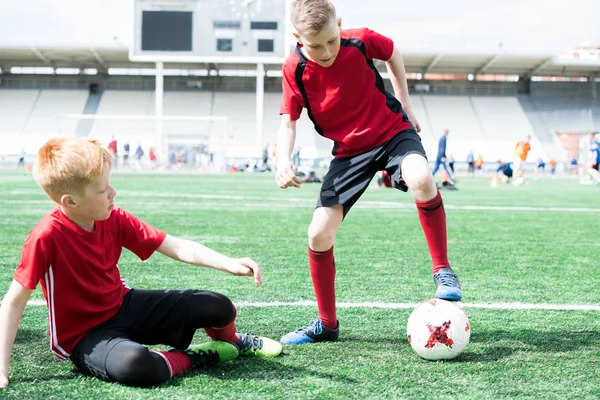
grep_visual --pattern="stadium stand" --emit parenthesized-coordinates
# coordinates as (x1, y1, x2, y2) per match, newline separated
(470, 96, 543, 161)
(0, 89, 88, 155)
(422, 95, 489, 161)
(1, 81, 598, 168)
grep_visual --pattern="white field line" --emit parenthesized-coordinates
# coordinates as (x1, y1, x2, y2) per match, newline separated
(4, 194, 600, 213)
(18, 299, 600, 311)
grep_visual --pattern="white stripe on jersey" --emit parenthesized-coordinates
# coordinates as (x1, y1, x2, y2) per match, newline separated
(45, 266, 70, 359)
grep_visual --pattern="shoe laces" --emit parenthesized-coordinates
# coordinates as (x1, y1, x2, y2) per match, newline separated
(435, 271, 459, 287)
(295, 319, 323, 335)
(238, 333, 263, 352)
(184, 349, 219, 368)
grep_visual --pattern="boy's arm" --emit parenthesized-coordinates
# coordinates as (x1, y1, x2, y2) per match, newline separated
(156, 235, 262, 286)
(0, 280, 33, 389)
(385, 48, 421, 133)
(275, 114, 302, 189)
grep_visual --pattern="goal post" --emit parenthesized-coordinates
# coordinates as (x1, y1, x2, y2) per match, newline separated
(59, 114, 229, 170)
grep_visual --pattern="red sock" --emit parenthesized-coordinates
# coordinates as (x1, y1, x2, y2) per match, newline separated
(204, 308, 238, 344)
(309, 246, 337, 329)
(152, 351, 191, 378)
(415, 190, 450, 274)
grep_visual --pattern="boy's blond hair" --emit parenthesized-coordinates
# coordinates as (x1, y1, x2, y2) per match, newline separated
(33, 137, 114, 203)
(291, 0, 337, 36)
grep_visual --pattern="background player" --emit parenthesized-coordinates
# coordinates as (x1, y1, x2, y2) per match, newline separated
(431, 129, 455, 185)
(513, 135, 531, 185)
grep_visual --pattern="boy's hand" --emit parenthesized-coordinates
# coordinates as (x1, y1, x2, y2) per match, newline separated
(276, 162, 302, 189)
(405, 107, 422, 133)
(230, 258, 263, 286)
(0, 372, 8, 389)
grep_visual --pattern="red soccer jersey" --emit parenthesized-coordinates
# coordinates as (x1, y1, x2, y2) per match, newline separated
(14, 206, 166, 359)
(280, 28, 414, 158)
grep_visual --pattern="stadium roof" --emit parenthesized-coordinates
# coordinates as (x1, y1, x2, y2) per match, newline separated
(0, 0, 599, 78)
(1, 47, 599, 78)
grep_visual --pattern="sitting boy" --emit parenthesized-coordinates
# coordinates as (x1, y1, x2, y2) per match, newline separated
(0, 137, 281, 389)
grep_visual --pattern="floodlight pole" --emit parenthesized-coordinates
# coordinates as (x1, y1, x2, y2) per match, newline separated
(155, 61, 165, 165)
(256, 62, 265, 156)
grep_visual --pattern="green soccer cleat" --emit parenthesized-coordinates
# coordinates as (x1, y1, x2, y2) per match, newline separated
(185, 341, 239, 368)
(236, 333, 283, 358)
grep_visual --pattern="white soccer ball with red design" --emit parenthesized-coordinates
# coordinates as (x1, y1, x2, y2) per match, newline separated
(406, 299, 470, 360)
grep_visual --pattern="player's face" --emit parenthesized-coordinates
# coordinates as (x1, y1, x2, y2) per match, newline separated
(84, 164, 117, 221)
(67, 164, 117, 228)
(297, 18, 342, 68)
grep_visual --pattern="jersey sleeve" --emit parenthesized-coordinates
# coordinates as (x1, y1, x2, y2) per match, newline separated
(116, 208, 167, 261)
(14, 231, 52, 290)
(279, 58, 304, 121)
(361, 28, 394, 61)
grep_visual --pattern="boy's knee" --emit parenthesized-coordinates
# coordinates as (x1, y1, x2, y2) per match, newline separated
(307, 205, 343, 250)
(402, 154, 431, 183)
(107, 344, 168, 387)
(194, 291, 235, 326)
(308, 223, 336, 249)
(212, 292, 236, 324)
(404, 169, 434, 191)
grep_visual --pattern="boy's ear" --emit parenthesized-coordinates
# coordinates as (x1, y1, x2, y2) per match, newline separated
(60, 194, 77, 209)
(292, 31, 301, 44)
(337, 18, 342, 29)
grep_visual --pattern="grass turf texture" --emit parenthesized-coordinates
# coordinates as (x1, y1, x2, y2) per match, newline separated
(1, 170, 599, 399)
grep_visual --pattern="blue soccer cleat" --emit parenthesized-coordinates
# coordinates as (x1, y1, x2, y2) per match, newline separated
(433, 267, 463, 301)
(280, 319, 339, 345)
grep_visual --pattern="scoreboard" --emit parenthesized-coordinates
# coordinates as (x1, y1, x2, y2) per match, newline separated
(130, 0, 288, 63)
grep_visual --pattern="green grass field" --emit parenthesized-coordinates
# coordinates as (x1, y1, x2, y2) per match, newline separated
(0, 170, 599, 399)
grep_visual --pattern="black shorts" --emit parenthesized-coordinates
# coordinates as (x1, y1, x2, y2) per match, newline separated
(70, 289, 196, 380)
(593, 163, 599, 171)
(316, 129, 427, 216)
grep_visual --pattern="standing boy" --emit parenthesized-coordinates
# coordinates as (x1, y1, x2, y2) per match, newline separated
(275, 0, 462, 345)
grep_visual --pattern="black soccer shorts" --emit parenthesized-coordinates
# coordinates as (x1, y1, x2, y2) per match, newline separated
(316, 129, 427, 216)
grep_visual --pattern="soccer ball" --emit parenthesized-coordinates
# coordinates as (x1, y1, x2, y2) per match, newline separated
(406, 299, 470, 360)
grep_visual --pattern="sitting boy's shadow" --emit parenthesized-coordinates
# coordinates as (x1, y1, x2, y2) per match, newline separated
(164, 356, 358, 388)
